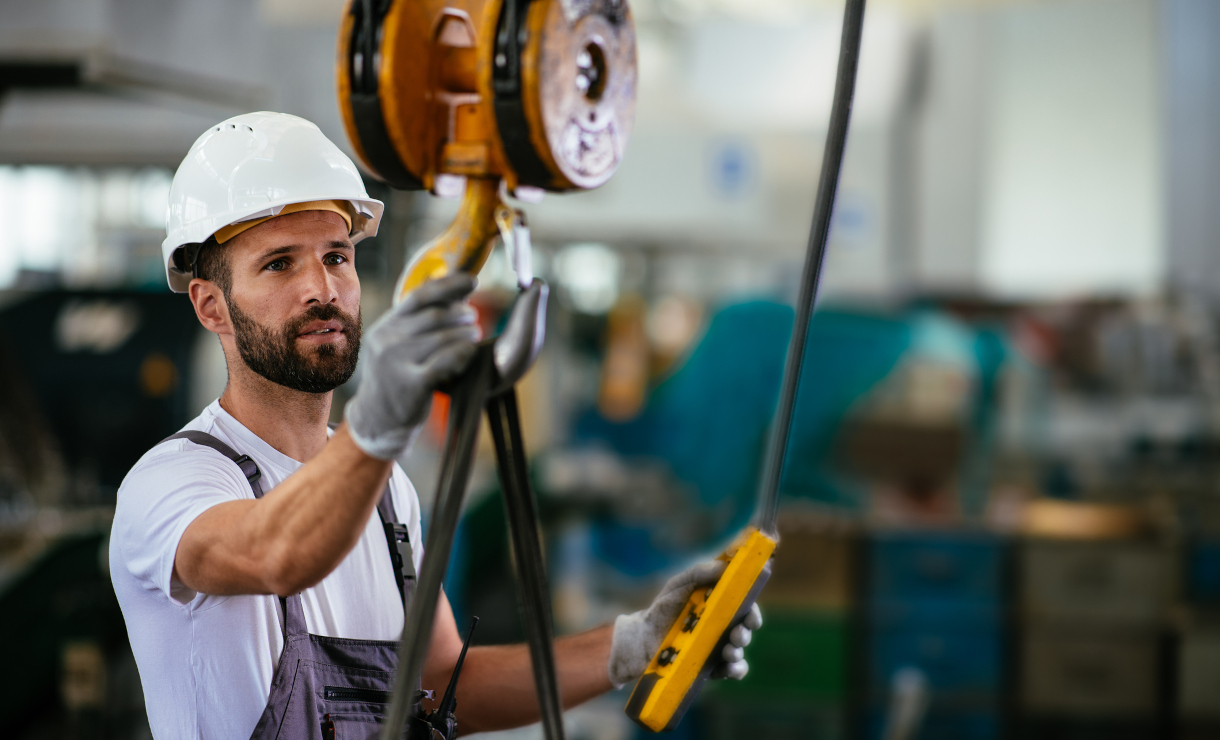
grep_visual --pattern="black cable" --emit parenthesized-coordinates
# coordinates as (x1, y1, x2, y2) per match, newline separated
(380, 349, 493, 740)
(488, 388, 565, 740)
(756, 0, 867, 535)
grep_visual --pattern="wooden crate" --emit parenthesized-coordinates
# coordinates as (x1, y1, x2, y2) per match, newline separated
(1020, 625, 1160, 717)
(1180, 624, 1220, 720)
(1020, 540, 1170, 626)
(761, 514, 854, 611)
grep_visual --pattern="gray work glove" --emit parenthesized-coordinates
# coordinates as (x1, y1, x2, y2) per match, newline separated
(608, 561, 764, 688)
(345, 274, 481, 460)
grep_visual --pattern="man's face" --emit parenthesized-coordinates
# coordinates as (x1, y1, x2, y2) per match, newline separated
(219, 211, 362, 393)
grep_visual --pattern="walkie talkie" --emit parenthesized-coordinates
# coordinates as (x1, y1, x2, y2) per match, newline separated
(411, 616, 479, 740)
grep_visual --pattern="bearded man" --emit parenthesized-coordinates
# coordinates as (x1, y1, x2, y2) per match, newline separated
(109, 112, 761, 739)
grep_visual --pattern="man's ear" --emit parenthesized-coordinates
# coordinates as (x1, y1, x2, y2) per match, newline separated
(189, 279, 231, 336)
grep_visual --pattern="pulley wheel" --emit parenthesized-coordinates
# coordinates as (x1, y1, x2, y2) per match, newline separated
(497, 0, 636, 191)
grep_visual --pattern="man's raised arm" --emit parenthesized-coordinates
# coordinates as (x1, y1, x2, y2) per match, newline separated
(174, 275, 481, 597)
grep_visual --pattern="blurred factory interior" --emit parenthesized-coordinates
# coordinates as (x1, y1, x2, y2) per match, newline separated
(2, 0, 1220, 737)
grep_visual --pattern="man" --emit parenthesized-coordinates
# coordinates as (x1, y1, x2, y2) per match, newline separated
(110, 112, 761, 738)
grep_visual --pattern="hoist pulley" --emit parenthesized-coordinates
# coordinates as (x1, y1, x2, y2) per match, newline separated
(338, 0, 636, 297)
(340, 0, 635, 193)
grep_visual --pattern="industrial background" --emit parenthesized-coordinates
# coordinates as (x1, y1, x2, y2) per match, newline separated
(2, 0, 1220, 738)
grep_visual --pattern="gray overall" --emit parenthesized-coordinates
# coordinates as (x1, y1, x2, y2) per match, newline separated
(163, 431, 421, 740)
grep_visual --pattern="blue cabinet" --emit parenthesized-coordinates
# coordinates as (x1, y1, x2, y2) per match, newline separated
(865, 531, 1008, 722)
(868, 708, 1000, 740)
(1188, 540, 1220, 606)
(868, 531, 1005, 606)
(867, 621, 1003, 697)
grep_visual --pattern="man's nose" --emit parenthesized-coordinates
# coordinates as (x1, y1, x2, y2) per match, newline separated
(302, 259, 339, 305)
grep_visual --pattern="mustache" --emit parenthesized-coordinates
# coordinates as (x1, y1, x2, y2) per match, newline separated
(283, 303, 361, 339)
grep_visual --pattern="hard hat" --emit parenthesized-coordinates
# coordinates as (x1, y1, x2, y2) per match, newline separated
(162, 111, 384, 293)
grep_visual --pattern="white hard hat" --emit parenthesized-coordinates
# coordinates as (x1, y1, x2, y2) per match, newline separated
(162, 111, 384, 293)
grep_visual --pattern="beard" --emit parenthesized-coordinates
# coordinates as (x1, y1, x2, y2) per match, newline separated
(229, 298, 362, 394)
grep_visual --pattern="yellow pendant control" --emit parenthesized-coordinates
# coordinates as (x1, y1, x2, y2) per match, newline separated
(625, 528, 777, 732)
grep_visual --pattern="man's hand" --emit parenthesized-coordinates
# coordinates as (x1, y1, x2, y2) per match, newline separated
(607, 561, 764, 687)
(711, 602, 762, 680)
(346, 274, 481, 460)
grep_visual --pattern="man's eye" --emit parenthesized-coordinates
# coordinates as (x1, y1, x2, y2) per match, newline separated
(265, 259, 288, 272)
(324, 253, 349, 266)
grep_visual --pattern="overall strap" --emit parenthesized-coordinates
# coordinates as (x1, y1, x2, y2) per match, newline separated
(377, 485, 416, 606)
(162, 431, 264, 497)
(333, 421, 416, 605)
(159, 431, 307, 636)
(161, 429, 415, 632)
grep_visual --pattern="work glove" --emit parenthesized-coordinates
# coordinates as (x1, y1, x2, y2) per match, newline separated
(608, 561, 764, 688)
(345, 274, 481, 460)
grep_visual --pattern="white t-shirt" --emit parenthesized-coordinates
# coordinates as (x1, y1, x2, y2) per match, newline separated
(109, 400, 424, 740)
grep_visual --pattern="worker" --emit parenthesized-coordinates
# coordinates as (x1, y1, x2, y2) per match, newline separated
(108, 112, 762, 739)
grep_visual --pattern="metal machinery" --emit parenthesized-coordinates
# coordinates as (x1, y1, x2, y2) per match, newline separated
(336, 0, 865, 734)
(337, 0, 636, 738)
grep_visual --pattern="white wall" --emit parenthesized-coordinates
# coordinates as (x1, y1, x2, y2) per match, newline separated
(1164, 0, 1220, 305)
(517, 0, 1169, 302)
(913, 10, 991, 292)
(979, 0, 1163, 299)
